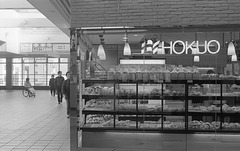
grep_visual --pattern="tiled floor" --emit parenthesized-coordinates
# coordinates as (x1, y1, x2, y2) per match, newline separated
(0, 90, 70, 151)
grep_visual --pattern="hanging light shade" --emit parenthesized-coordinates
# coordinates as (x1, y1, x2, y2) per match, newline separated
(123, 33, 131, 55)
(227, 42, 236, 55)
(123, 43, 131, 55)
(194, 56, 200, 62)
(231, 54, 237, 62)
(97, 35, 106, 60)
(97, 44, 106, 60)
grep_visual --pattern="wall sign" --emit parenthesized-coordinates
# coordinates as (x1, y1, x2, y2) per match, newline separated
(53, 44, 70, 53)
(20, 43, 32, 53)
(20, 43, 70, 54)
(143, 40, 221, 55)
(32, 43, 53, 53)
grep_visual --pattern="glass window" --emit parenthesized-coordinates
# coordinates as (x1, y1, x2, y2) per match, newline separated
(48, 63, 59, 75)
(35, 75, 47, 86)
(35, 64, 46, 74)
(23, 64, 34, 74)
(0, 58, 6, 63)
(35, 58, 46, 63)
(48, 58, 59, 63)
(60, 58, 69, 62)
(12, 64, 22, 86)
(0, 63, 6, 86)
(60, 63, 69, 77)
(13, 58, 22, 63)
(23, 58, 34, 63)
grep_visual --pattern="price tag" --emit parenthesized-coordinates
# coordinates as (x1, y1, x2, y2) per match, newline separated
(187, 80, 193, 83)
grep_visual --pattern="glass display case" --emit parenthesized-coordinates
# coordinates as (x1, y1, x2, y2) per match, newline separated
(80, 78, 240, 133)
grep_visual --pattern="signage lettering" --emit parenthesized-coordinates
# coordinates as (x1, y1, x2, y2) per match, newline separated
(144, 40, 221, 55)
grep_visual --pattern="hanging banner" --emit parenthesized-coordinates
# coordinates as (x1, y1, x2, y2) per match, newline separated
(20, 43, 69, 54)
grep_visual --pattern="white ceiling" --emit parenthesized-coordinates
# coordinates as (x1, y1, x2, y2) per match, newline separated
(0, 0, 70, 36)
(0, 0, 145, 44)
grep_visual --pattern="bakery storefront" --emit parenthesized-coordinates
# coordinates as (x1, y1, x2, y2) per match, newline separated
(69, 27, 240, 150)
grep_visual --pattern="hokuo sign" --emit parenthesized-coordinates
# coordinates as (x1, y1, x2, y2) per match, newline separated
(145, 40, 221, 55)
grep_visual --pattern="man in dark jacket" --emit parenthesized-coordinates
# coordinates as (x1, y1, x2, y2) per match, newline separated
(55, 71, 64, 104)
(62, 71, 70, 118)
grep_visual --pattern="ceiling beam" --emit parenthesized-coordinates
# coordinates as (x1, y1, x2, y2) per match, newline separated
(0, 18, 56, 28)
(27, 0, 70, 37)
(0, 0, 34, 9)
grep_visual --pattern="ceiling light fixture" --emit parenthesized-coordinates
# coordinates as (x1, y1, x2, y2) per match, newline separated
(227, 42, 236, 55)
(123, 33, 131, 55)
(97, 35, 106, 60)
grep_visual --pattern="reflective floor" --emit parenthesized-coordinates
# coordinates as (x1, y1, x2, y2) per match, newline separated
(0, 90, 70, 151)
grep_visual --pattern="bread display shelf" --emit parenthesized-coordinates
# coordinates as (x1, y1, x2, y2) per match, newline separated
(80, 79, 240, 133)
(82, 95, 186, 100)
(83, 109, 186, 115)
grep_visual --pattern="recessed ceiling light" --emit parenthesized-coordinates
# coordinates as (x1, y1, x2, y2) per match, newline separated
(133, 34, 138, 37)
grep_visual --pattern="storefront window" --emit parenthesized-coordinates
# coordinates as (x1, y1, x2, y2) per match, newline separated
(13, 58, 22, 63)
(23, 58, 34, 63)
(35, 58, 47, 63)
(60, 63, 68, 76)
(48, 58, 58, 63)
(23, 64, 34, 74)
(48, 63, 59, 75)
(35, 75, 46, 86)
(11, 57, 69, 86)
(35, 64, 47, 86)
(60, 58, 68, 62)
(12, 63, 22, 86)
(0, 58, 6, 86)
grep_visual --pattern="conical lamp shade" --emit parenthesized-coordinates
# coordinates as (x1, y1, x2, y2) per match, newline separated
(227, 42, 236, 55)
(231, 54, 237, 62)
(97, 44, 106, 60)
(123, 43, 131, 55)
(194, 56, 200, 62)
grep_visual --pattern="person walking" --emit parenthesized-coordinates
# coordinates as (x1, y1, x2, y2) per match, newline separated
(55, 71, 64, 104)
(62, 71, 70, 118)
(49, 74, 56, 96)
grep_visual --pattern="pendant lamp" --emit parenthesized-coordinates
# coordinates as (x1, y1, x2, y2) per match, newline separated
(231, 54, 237, 62)
(227, 42, 236, 55)
(97, 35, 106, 60)
(123, 33, 131, 55)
